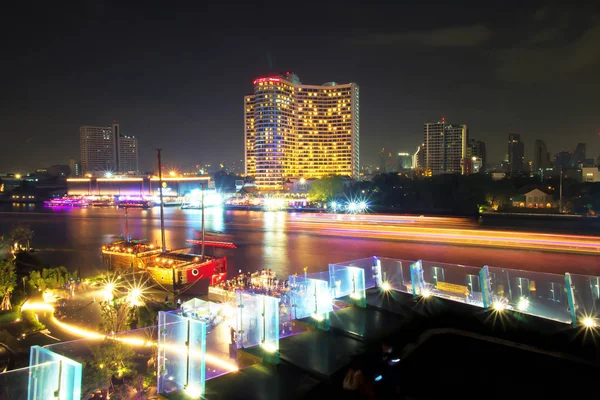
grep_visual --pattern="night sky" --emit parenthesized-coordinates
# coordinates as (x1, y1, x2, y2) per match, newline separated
(1, 1, 599, 172)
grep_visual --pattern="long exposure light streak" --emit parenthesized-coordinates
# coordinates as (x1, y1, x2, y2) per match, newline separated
(287, 214, 600, 254)
(20, 301, 238, 373)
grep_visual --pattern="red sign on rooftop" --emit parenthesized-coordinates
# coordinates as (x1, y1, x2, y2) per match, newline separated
(253, 77, 281, 85)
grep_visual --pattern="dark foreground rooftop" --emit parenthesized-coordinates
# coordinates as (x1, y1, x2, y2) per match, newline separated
(196, 288, 600, 400)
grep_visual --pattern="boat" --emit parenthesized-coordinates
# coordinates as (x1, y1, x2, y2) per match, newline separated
(101, 149, 235, 295)
(44, 197, 87, 207)
(116, 199, 152, 209)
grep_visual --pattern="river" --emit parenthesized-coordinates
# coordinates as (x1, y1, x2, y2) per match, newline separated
(0, 204, 598, 278)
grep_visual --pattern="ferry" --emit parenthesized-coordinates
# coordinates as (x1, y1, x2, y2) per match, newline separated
(43, 197, 87, 207)
(116, 199, 153, 209)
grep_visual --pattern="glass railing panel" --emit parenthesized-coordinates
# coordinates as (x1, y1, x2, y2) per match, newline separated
(488, 267, 571, 323)
(328, 265, 367, 306)
(566, 273, 600, 324)
(330, 257, 378, 289)
(379, 257, 415, 294)
(419, 261, 484, 307)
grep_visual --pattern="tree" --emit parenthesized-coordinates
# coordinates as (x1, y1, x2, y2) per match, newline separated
(308, 175, 344, 202)
(26, 266, 74, 293)
(82, 340, 136, 399)
(0, 259, 17, 310)
(9, 225, 34, 251)
(100, 300, 132, 334)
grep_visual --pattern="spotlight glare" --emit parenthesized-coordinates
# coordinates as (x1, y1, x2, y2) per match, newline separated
(184, 383, 202, 399)
(381, 281, 392, 292)
(582, 317, 597, 328)
(421, 289, 431, 298)
(493, 301, 506, 312)
(311, 313, 324, 321)
(517, 297, 530, 311)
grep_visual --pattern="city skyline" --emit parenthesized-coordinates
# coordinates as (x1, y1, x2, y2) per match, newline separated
(1, 2, 599, 172)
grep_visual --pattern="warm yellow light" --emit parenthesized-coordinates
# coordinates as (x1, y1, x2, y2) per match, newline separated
(261, 343, 278, 353)
(493, 301, 506, 312)
(421, 289, 431, 298)
(184, 384, 202, 399)
(381, 281, 392, 292)
(350, 292, 362, 300)
(169, 171, 176, 177)
(311, 313, 324, 321)
(582, 317, 597, 328)
(15, 174, 22, 179)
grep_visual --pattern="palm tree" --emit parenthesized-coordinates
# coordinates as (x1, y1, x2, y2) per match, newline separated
(9, 225, 34, 251)
(0, 259, 17, 310)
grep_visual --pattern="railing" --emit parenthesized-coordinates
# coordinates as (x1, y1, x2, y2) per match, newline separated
(325, 256, 600, 326)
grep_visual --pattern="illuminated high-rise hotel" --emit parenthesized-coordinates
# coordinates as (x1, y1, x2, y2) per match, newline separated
(245, 72, 359, 190)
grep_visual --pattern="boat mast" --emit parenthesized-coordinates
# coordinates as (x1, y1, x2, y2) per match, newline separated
(124, 207, 129, 243)
(201, 183, 205, 259)
(157, 149, 167, 253)
(157, 149, 176, 300)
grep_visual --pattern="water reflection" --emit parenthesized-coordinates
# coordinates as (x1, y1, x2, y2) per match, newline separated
(262, 212, 287, 277)
(0, 206, 598, 279)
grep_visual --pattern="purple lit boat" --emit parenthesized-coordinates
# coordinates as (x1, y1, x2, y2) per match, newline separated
(43, 198, 88, 207)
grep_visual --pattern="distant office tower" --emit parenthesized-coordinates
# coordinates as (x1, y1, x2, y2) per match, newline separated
(413, 145, 424, 174)
(118, 135, 139, 172)
(80, 125, 117, 173)
(573, 143, 586, 166)
(68, 159, 81, 177)
(533, 140, 550, 173)
(80, 122, 138, 173)
(398, 152, 413, 171)
(554, 151, 572, 170)
(466, 139, 486, 172)
(507, 133, 525, 175)
(244, 72, 359, 190)
(423, 120, 467, 175)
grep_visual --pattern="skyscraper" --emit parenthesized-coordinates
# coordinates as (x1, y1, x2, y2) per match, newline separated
(573, 143, 586, 166)
(423, 120, 467, 175)
(80, 125, 117, 173)
(507, 133, 525, 175)
(118, 135, 139, 172)
(244, 72, 359, 190)
(533, 140, 550, 173)
(80, 123, 138, 173)
(466, 139, 486, 173)
(554, 151, 572, 170)
(398, 153, 413, 171)
(413, 145, 424, 175)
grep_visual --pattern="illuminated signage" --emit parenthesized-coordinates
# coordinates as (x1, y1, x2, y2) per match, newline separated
(253, 77, 281, 85)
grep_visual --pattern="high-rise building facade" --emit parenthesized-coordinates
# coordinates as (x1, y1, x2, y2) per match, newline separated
(244, 72, 359, 190)
(533, 139, 550, 173)
(80, 125, 117, 173)
(413, 145, 424, 175)
(68, 159, 81, 177)
(466, 139, 486, 172)
(507, 133, 525, 175)
(573, 143, 586, 166)
(80, 123, 138, 173)
(423, 120, 467, 175)
(118, 135, 139, 172)
(398, 153, 413, 171)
